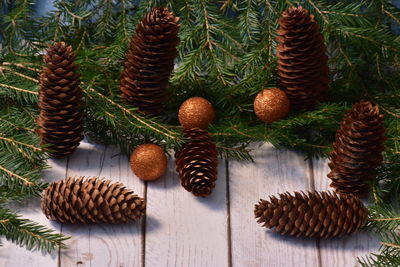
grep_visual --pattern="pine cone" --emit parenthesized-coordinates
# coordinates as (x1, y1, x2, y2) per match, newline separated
(37, 42, 83, 158)
(277, 6, 329, 110)
(120, 7, 180, 115)
(254, 191, 368, 238)
(41, 176, 146, 224)
(328, 100, 386, 196)
(175, 128, 218, 197)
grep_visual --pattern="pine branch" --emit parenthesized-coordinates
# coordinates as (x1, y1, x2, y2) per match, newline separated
(0, 207, 68, 253)
(0, 106, 47, 197)
(359, 232, 400, 267)
(365, 205, 400, 233)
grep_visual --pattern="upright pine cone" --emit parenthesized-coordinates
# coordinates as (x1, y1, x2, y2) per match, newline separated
(328, 100, 386, 196)
(254, 191, 368, 238)
(120, 7, 180, 115)
(277, 6, 329, 110)
(175, 128, 218, 197)
(37, 42, 83, 158)
(41, 177, 146, 224)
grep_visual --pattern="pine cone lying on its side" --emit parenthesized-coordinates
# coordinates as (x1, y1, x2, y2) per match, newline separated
(120, 6, 180, 115)
(41, 176, 146, 224)
(175, 128, 218, 197)
(254, 191, 368, 238)
(37, 42, 83, 158)
(327, 100, 386, 196)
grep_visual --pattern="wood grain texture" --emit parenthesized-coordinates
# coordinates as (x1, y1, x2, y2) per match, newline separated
(0, 157, 67, 267)
(1, 143, 381, 267)
(60, 141, 145, 267)
(311, 156, 380, 267)
(228, 143, 319, 267)
(144, 156, 229, 267)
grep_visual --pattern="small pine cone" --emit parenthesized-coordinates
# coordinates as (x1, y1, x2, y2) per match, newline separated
(277, 6, 329, 110)
(37, 42, 83, 158)
(41, 177, 146, 224)
(254, 191, 368, 238)
(175, 128, 218, 197)
(328, 100, 386, 196)
(120, 7, 180, 115)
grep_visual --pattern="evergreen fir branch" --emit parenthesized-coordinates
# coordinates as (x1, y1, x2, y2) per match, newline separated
(0, 0, 37, 55)
(365, 205, 400, 233)
(0, 146, 46, 196)
(237, 0, 262, 45)
(336, 27, 399, 52)
(84, 84, 184, 147)
(0, 207, 68, 253)
(92, 0, 116, 42)
(0, 64, 39, 104)
(359, 233, 400, 267)
(0, 106, 47, 197)
(0, 135, 42, 153)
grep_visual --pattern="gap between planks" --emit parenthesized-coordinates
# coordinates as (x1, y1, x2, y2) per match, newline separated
(141, 181, 148, 267)
(57, 156, 70, 267)
(225, 160, 233, 267)
(307, 156, 323, 267)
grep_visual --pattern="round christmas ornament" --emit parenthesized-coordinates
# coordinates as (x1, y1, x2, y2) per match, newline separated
(253, 88, 290, 123)
(130, 144, 168, 181)
(178, 97, 215, 129)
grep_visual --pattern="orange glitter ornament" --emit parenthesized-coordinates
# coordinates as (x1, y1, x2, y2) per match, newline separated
(254, 88, 290, 123)
(178, 97, 215, 129)
(130, 144, 167, 181)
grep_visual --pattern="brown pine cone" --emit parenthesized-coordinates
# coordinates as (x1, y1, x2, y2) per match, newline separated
(37, 42, 83, 158)
(277, 6, 329, 110)
(327, 100, 386, 196)
(175, 128, 218, 197)
(254, 191, 368, 238)
(120, 7, 180, 115)
(41, 176, 146, 224)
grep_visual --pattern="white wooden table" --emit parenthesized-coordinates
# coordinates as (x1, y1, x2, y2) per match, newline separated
(0, 141, 379, 267)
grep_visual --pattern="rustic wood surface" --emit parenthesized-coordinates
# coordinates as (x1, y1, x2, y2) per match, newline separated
(0, 141, 379, 267)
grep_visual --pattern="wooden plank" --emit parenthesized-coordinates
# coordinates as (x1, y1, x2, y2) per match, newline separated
(145, 156, 229, 267)
(229, 143, 319, 267)
(0, 157, 68, 267)
(60, 141, 145, 267)
(311, 157, 380, 267)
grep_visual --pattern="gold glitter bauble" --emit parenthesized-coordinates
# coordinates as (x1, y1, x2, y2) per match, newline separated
(178, 97, 215, 129)
(254, 88, 290, 123)
(130, 144, 167, 181)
